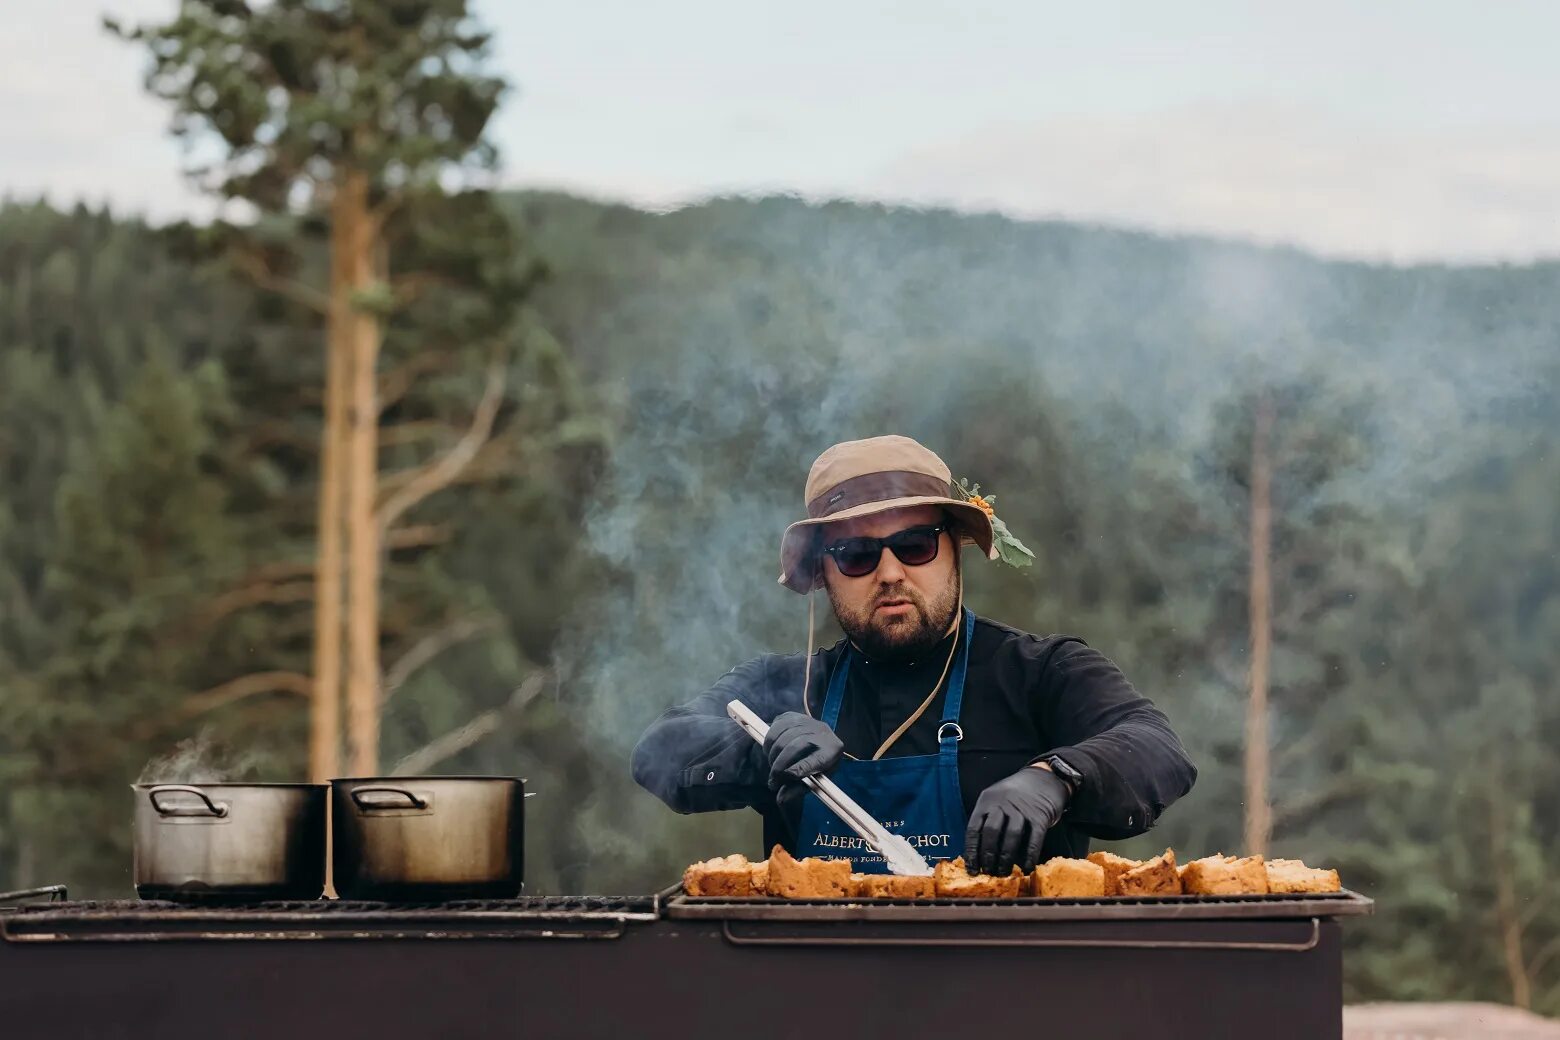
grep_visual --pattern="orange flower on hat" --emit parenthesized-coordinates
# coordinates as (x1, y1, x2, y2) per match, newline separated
(954, 477, 1034, 570)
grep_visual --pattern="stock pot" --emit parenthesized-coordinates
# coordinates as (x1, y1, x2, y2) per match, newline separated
(132, 783, 327, 901)
(330, 776, 525, 900)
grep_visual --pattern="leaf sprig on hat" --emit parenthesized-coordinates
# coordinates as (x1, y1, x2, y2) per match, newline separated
(954, 477, 1035, 570)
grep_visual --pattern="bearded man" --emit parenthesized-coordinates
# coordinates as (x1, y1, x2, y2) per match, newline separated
(631, 435, 1197, 876)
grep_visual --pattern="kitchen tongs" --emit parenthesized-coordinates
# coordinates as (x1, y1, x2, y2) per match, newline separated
(726, 700, 933, 877)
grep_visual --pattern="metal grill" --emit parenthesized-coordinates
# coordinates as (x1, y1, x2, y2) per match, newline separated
(663, 886, 1374, 922)
(0, 894, 660, 943)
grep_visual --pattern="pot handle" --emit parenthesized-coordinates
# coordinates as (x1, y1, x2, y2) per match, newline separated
(148, 785, 229, 818)
(350, 785, 428, 811)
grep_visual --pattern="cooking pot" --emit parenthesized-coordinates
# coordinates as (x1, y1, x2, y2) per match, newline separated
(132, 783, 327, 902)
(330, 776, 524, 900)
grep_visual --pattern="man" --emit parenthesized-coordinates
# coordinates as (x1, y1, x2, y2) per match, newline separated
(632, 435, 1196, 876)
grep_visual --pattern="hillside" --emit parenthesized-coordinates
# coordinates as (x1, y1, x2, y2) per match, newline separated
(1, 193, 1556, 1009)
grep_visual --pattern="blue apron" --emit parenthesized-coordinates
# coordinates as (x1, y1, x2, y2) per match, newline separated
(794, 608, 973, 873)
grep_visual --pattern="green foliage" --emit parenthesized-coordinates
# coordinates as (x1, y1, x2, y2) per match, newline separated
(0, 201, 600, 895)
(1, 192, 1556, 1013)
(106, 0, 504, 207)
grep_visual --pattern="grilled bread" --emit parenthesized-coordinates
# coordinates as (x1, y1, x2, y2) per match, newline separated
(1034, 857, 1107, 899)
(689, 849, 1342, 900)
(851, 872, 937, 899)
(1087, 850, 1140, 896)
(1118, 848, 1181, 895)
(1265, 859, 1341, 894)
(1181, 854, 1269, 895)
(682, 854, 754, 897)
(933, 857, 1026, 898)
(766, 845, 852, 899)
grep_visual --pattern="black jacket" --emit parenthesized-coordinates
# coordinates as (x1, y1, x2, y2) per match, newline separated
(631, 615, 1197, 859)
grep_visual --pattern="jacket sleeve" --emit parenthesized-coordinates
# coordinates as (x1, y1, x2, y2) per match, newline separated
(631, 655, 800, 814)
(1031, 640, 1197, 840)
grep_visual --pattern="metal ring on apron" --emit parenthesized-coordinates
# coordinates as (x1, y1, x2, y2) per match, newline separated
(937, 722, 964, 742)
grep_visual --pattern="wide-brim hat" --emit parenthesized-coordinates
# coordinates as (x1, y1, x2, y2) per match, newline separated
(778, 435, 996, 594)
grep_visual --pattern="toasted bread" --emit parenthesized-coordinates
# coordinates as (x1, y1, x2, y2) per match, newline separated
(1118, 848, 1181, 896)
(750, 860, 769, 896)
(1181, 854, 1269, 895)
(1087, 850, 1141, 896)
(1266, 859, 1341, 894)
(766, 845, 852, 899)
(933, 857, 1025, 898)
(682, 854, 753, 897)
(1034, 857, 1107, 899)
(852, 872, 937, 899)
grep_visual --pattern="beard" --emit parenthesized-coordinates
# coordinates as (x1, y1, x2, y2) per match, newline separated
(826, 564, 961, 663)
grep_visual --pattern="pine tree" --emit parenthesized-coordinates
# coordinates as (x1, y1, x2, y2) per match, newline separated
(111, 0, 513, 775)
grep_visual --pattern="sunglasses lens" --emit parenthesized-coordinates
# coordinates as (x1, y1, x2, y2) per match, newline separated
(890, 528, 940, 566)
(832, 542, 881, 577)
(826, 526, 942, 577)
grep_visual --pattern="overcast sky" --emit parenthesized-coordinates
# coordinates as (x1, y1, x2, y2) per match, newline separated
(7, 1, 1560, 262)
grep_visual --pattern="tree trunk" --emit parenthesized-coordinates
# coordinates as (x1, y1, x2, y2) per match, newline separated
(1244, 391, 1274, 857)
(1489, 790, 1533, 1009)
(342, 169, 383, 776)
(310, 187, 353, 784)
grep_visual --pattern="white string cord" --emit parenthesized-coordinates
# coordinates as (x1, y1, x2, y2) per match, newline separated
(870, 575, 963, 760)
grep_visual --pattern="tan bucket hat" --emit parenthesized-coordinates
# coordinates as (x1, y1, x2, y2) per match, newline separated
(778, 435, 996, 593)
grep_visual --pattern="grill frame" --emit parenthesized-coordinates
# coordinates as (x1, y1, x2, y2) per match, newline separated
(663, 886, 1374, 922)
(0, 895, 660, 943)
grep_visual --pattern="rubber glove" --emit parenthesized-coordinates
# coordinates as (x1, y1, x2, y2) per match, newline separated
(763, 712, 844, 790)
(964, 765, 1071, 875)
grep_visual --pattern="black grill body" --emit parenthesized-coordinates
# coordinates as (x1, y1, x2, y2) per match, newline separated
(0, 890, 1369, 1039)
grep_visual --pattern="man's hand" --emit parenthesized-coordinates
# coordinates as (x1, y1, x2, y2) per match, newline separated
(964, 764, 1071, 875)
(763, 712, 844, 790)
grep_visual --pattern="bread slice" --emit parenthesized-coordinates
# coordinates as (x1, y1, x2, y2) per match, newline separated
(933, 857, 1025, 898)
(766, 845, 852, 899)
(1181, 854, 1269, 895)
(1087, 850, 1141, 896)
(682, 854, 753, 897)
(750, 860, 769, 896)
(1033, 857, 1107, 898)
(1118, 848, 1181, 895)
(1266, 858, 1341, 894)
(851, 872, 937, 900)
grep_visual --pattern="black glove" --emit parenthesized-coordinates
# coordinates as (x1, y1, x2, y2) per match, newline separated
(763, 712, 844, 790)
(774, 781, 809, 824)
(964, 765, 1071, 876)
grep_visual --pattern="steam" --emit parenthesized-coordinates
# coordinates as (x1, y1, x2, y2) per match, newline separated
(136, 730, 266, 785)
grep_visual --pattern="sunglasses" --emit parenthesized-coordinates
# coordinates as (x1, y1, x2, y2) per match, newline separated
(821, 524, 946, 578)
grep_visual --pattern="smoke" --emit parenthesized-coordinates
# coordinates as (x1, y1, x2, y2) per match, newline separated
(136, 730, 267, 785)
(528, 194, 1557, 886)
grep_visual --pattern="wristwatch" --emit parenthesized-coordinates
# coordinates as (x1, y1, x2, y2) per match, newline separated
(1042, 755, 1084, 794)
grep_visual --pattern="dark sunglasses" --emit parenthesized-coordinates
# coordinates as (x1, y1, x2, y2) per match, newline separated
(822, 524, 946, 578)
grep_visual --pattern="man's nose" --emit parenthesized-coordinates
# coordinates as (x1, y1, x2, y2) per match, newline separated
(875, 545, 907, 582)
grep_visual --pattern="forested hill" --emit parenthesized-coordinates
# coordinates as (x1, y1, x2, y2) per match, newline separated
(511, 189, 1555, 451)
(1, 194, 1556, 1011)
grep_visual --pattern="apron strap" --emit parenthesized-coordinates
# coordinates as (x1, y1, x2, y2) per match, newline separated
(937, 608, 975, 752)
(819, 649, 852, 729)
(821, 608, 975, 746)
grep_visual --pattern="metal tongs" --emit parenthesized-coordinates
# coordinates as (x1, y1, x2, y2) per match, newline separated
(727, 700, 932, 877)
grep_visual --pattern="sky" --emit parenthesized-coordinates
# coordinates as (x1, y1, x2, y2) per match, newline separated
(6, 0, 1560, 263)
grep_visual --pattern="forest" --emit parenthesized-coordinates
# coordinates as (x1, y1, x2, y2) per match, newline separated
(1, 0, 1557, 1015)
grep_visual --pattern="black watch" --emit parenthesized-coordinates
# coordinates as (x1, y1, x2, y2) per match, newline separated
(1043, 755, 1083, 793)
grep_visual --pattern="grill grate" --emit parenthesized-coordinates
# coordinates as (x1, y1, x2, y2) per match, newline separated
(0, 895, 660, 943)
(4, 895, 656, 916)
(663, 887, 1374, 922)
